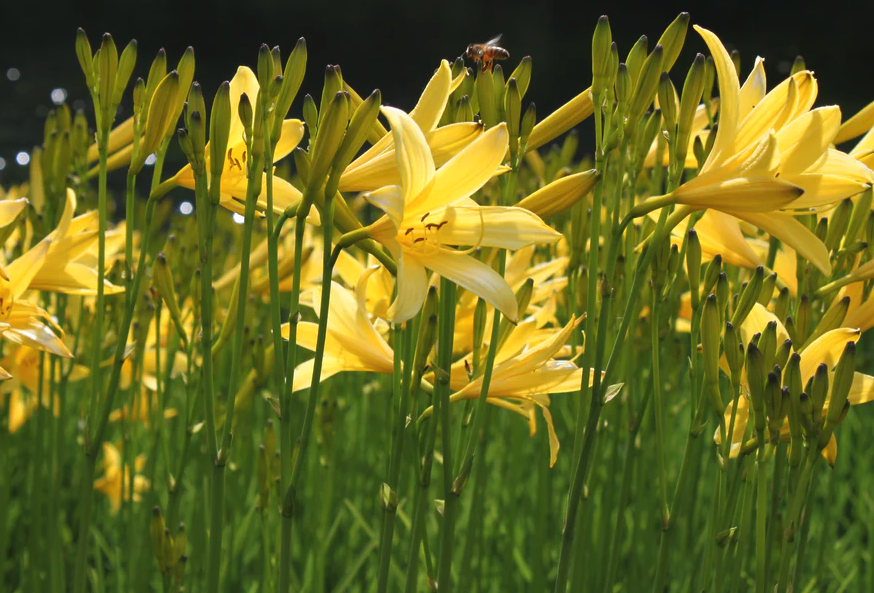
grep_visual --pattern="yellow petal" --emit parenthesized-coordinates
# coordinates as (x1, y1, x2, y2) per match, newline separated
(848, 372, 874, 405)
(775, 106, 841, 174)
(740, 303, 790, 347)
(424, 252, 518, 323)
(87, 116, 134, 163)
(363, 185, 405, 231)
(527, 88, 594, 152)
(0, 197, 28, 228)
(799, 328, 860, 378)
(228, 66, 261, 146)
(738, 57, 767, 120)
(273, 119, 305, 161)
(408, 124, 508, 215)
(381, 107, 435, 204)
(430, 122, 485, 166)
(731, 211, 831, 276)
(821, 433, 838, 467)
(836, 98, 874, 145)
(6, 240, 50, 299)
(291, 357, 346, 392)
(386, 242, 429, 324)
(781, 149, 872, 209)
(410, 60, 452, 133)
(694, 26, 739, 172)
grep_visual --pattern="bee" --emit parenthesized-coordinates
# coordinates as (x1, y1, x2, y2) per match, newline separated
(464, 35, 510, 73)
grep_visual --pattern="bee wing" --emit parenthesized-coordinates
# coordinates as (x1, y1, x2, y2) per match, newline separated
(484, 34, 503, 46)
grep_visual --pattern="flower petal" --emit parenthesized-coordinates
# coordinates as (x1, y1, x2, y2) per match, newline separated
(739, 57, 766, 120)
(363, 185, 405, 231)
(847, 372, 874, 405)
(730, 211, 831, 275)
(410, 60, 452, 133)
(434, 206, 562, 250)
(694, 25, 739, 172)
(671, 176, 804, 212)
(381, 106, 435, 204)
(228, 66, 261, 146)
(385, 241, 429, 323)
(273, 119, 305, 161)
(425, 252, 518, 323)
(408, 124, 508, 215)
(799, 328, 860, 379)
(775, 106, 841, 175)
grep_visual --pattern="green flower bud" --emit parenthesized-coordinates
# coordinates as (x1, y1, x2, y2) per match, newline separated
(775, 339, 793, 372)
(796, 294, 811, 346)
(716, 272, 729, 321)
(97, 34, 119, 115)
(626, 45, 664, 136)
(293, 147, 311, 188)
(686, 229, 702, 309)
(785, 353, 804, 466)
(845, 187, 873, 245)
(113, 39, 137, 108)
(746, 342, 766, 438)
(656, 12, 690, 73)
(722, 323, 740, 377)
(637, 107, 662, 164)
(509, 55, 533, 99)
(169, 48, 196, 141)
(774, 287, 790, 323)
(658, 72, 677, 134)
(163, 528, 175, 571)
(758, 320, 778, 372)
(133, 78, 146, 120)
(702, 56, 716, 108)
(758, 272, 777, 306)
(319, 65, 344, 125)
(238, 92, 254, 148)
(152, 252, 188, 349)
(702, 294, 722, 408)
(307, 91, 350, 193)
(591, 16, 613, 95)
(701, 254, 722, 299)
(803, 296, 850, 351)
(730, 266, 764, 327)
(173, 523, 186, 565)
(826, 341, 856, 430)
(472, 298, 488, 374)
(615, 63, 631, 109)
(76, 28, 94, 89)
(257, 444, 270, 509)
(799, 392, 815, 435)
(520, 102, 536, 148)
(825, 198, 852, 252)
(810, 363, 829, 416)
(150, 507, 167, 573)
(625, 35, 648, 88)
(272, 38, 307, 141)
(330, 89, 381, 185)
(676, 53, 705, 165)
(302, 94, 319, 139)
(766, 371, 783, 442)
(476, 66, 498, 128)
(815, 216, 828, 243)
(505, 78, 522, 162)
(131, 72, 179, 175)
(257, 44, 274, 97)
(208, 81, 232, 197)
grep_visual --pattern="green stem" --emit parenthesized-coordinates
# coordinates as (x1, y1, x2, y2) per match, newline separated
(776, 450, 817, 593)
(436, 279, 458, 592)
(755, 447, 769, 593)
(730, 456, 757, 593)
(651, 293, 670, 529)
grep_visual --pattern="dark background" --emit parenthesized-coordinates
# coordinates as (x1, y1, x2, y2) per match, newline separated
(2, 0, 873, 184)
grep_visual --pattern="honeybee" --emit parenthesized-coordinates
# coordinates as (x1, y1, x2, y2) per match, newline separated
(464, 35, 510, 73)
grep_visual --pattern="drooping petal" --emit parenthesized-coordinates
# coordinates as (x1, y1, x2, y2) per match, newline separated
(290, 357, 347, 392)
(385, 241, 429, 323)
(0, 198, 28, 228)
(228, 66, 261, 145)
(424, 252, 519, 323)
(6, 241, 50, 299)
(799, 327, 860, 378)
(273, 119, 306, 161)
(731, 210, 831, 275)
(775, 106, 841, 174)
(381, 107, 436, 204)
(740, 303, 790, 347)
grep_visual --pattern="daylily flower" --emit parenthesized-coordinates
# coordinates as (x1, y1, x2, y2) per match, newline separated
(715, 304, 874, 465)
(338, 60, 481, 192)
(363, 106, 562, 323)
(642, 26, 874, 276)
(281, 268, 394, 392)
(168, 66, 309, 219)
(93, 442, 149, 514)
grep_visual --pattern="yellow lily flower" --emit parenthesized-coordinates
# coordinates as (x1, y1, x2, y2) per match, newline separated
(646, 27, 873, 276)
(716, 304, 874, 465)
(168, 66, 309, 219)
(364, 106, 562, 323)
(281, 268, 394, 392)
(338, 60, 479, 192)
(93, 442, 150, 514)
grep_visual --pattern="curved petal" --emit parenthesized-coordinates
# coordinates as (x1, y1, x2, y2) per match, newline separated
(798, 328, 860, 379)
(0, 198, 28, 228)
(739, 57, 767, 120)
(424, 253, 518, 323)
(385, 241, 429, 324)
(775, 106, 841, 175)
(731, 211, 831, 275)
(290, 357, 346, 392)
(838, 98, 874, 145)
(363, 185, 405, 231)
(410, 60, 452, 133)
(694, 26, 740, 172)
(847, 372, 874, 405)
(430, 122, 485, 166)
(6, 241, 50, 299)
(408, 124, 508, 215)
(381, 107, 435, 204)
(228, 66, 261, 146)
(273, 119, 305, 161)
(740, 303, 790, 347)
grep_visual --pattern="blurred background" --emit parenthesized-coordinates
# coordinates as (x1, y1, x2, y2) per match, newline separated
(2, 0, 873, 184)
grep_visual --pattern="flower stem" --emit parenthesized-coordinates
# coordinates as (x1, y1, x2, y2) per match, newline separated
(776, 450, 817, 592)
(755, 446, 769, 593)
(436, 279, 458, 592)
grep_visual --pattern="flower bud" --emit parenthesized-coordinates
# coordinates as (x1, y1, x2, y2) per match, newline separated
(656, 12, 690, 73)
(686, 229, 702, 309)
(658, 72, 678, 134)
(414, 286, 439, 374)
(76, 29, 94, 89)
(113, 39, 137, 108)
(302, 94, 319, 139)
(625, 35, 648, 87)
(163, 528, 175, 571)
(131, 71, 179, 175)
(758, 321, 778, 373)
(145, 49, 168, 105)
(825, 198, 852, 252)
(307, 92, 350, 193)
(615, 63, 631, 108)
(173, 523, 186, 565)
(766, 371, 784, 442)
(746, 342, 766, 438)
(815, 217, 828, 243)
(826, 341, 856, 430)
(626, 45, 664, 135)
(676, 54, 705, 165)
(516, 169, 600, 220)
(810, 363, 829, 417)
(758, 272, 777, 306)
(591, 16, 613, 95)
(150, 507, 167, 573)
(702, 294, 722, 411)
(97, 34, 119, 115)
(795, 294, 811, 346)
(803, 296, 850, 350)
(791, 55, 806, 75)
(845, 188, 873, 245)
(716, 272, 729, 322)
(774, 287, 790, 323)
(701, 254, 722, 299)
(731, 266, 764, 327)
(257, 444, 270, 509)
(272, 38, 307, 141)
(330, 89, 381, 186)
(505, 78, 522, 162)
(799, 392, 815, 435)
(519, 102, 537, 149)
(476, 66, 498, 128)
